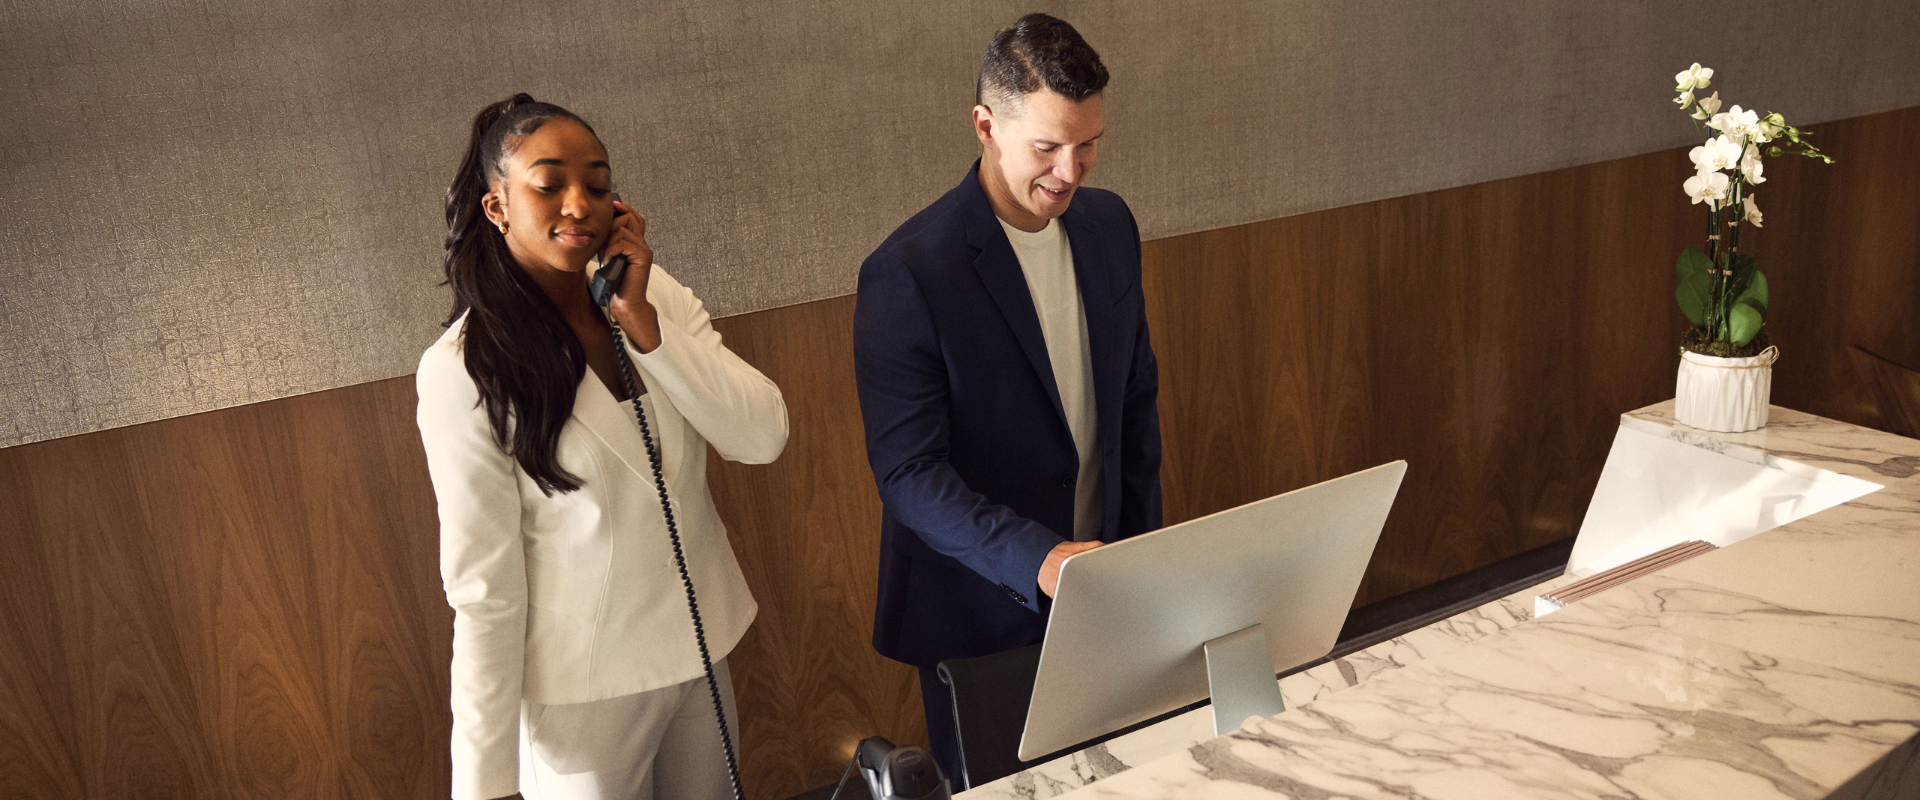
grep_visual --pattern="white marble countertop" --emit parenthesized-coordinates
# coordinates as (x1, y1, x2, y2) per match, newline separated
(985, 402, 1920, 799)
(963, 571, 1580, 798)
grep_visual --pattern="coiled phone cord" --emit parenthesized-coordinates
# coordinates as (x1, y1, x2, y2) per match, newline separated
(606, 314, 747, 800)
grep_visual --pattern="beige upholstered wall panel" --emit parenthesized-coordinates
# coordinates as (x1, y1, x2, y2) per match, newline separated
(4, 0, 1918, 447)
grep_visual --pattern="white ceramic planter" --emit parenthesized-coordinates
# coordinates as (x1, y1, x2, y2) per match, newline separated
(1675, 346, 1779, 432)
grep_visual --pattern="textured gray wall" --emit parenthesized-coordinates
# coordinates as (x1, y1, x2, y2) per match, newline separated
(3, 0, 1918, 447)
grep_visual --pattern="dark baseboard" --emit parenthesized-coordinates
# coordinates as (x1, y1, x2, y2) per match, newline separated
(1330, 536, 1573, 660)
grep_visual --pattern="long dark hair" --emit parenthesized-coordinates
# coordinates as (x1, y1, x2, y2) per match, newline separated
(442, 93, 601, 495)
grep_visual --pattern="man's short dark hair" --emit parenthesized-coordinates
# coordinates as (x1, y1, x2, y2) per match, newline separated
(976, 13, 1109, 116)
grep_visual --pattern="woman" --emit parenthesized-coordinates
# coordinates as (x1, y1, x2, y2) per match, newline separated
(416, 94, 786, 800)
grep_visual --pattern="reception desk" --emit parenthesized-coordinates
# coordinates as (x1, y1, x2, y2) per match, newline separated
(963, 401, 1920, 799)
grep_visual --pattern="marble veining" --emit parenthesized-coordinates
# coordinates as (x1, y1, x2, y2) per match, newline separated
(1622, 403, 1920, 482)
(1173, 619, 1919, 800)
(981, 402, 1920, 799)
(963, 577, 1579, 798)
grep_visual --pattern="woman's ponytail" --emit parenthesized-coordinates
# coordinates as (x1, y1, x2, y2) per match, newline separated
(439, 94, 601, 496)
(444, 94, 532, 263)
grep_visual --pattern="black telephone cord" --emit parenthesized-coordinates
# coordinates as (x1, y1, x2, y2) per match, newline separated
(608, 315, 746, 800)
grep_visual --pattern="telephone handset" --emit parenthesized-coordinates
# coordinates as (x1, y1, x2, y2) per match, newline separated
(588, 252, 628, 308)
(592, 198, 746, 800)
(589, 193, 632, 307)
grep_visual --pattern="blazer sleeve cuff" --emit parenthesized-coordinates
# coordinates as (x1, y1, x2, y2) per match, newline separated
(630, 308, 696, 370)
(629, 304, 789, 464)
(993, 524, 1062, 614)
(450, 739, 519, 800)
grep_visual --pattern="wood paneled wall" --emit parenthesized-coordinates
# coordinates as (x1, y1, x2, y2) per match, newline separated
(3, 107, 1915, 800)
(0, 378, 449, 799)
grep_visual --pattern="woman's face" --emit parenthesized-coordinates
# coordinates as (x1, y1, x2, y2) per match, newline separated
(483, 118, 615, 275)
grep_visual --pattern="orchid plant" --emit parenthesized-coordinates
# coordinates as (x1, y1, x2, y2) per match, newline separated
(1671, 63, 1832, 356)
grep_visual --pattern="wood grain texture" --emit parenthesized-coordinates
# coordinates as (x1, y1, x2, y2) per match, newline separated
(1853, 346, 1920, 438)
(1752, 106, 1920, 424)
(1146, 105, 1920, 606)
(0, 378, 450, 800)
(703, 297, 925, 798)
(1, 106, 1914, 800)
(1141, 139, 1687, 603)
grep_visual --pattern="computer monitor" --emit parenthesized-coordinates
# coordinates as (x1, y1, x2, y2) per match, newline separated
(1017, 461, 1406, 760)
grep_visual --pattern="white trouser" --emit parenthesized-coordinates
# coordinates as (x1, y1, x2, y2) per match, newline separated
(518, 659, 740, 800)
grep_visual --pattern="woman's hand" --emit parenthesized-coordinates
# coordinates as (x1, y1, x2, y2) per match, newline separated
(603, 198, 662, 352)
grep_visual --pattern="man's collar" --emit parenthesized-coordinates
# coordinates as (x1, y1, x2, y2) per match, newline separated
(962, 158, 1080, 248)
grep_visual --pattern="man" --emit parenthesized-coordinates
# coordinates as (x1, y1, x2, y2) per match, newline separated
(853, 13, 1162, 781)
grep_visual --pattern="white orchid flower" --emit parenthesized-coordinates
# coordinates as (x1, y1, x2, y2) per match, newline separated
(1741, 144, 1766, 184)
(1675, 63, 1714, 92)
(1711, 135, 1743, 169)
(1691, 91, 1722, 121)
(1689, 135, 1743, 172)
(1674, 89, 1695, 110)
(1709, 105, 1761, 140)
(1684, 170, 1731, 209)
(1742, 194, 1763, 227)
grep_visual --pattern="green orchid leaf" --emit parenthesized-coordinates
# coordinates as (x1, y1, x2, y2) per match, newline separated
(1727, 253, 1757, 302)
(1677, 270, 1713, 328)
(1677, 247, 1712, 282)
(1736, 266, 1769, 318)
(1730, 299, 1765, 346)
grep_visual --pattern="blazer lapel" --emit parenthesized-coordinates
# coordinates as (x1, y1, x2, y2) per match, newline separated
(571, 368, 677, 490)
(1059, 202, 1126, 454)
(962, 167, 1070, 431)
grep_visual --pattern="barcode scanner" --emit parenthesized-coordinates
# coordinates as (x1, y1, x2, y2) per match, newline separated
(863, 739, 951, 800)
(591, 193, 746, 800)
(828, 737, 951, 800)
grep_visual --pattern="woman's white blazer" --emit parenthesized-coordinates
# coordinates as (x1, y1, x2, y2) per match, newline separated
(414, 265, 787, 800)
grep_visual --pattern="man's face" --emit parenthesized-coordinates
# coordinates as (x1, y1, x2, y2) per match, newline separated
(975, 89, 1104, 230)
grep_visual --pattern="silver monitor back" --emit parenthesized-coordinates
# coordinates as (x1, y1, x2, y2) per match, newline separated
(1017, 460, 1406, 760)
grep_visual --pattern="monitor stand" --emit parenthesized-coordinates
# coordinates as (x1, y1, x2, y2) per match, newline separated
(1203, 624, 1286, 735)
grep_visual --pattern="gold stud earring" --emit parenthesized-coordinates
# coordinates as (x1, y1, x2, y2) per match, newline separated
(498, 223, 508, 234)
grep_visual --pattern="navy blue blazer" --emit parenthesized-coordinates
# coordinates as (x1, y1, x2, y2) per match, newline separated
(854, 162, 1163, 668)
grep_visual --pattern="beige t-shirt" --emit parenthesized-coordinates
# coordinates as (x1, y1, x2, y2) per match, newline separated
(999, 217, 1103, 542)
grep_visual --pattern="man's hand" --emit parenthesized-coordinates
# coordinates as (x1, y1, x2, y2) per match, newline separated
(1039, 540, 1103, 597)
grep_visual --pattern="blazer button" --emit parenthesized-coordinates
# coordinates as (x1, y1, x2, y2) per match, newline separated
(1061, 476, 1075, 489)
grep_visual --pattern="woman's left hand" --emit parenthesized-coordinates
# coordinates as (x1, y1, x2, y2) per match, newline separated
(603, 198, 662, 352)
